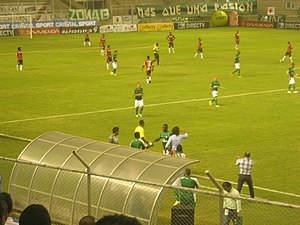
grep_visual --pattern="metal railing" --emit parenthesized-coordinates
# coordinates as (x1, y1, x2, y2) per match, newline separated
(0, 156, 299, 225)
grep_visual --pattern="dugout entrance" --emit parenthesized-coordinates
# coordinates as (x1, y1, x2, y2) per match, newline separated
(8, 131, 199, 225)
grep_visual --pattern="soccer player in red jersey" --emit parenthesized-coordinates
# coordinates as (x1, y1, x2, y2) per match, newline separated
(16, 47, 23, 71)
(194, 38, 203, 59)
(106, 45, 112, 70)
(84, 31, 91, 47)
(235, 31, 240, 49)
(166, 32, 175, 53)
(99, 34, 106, 56)
(280, 41, 293, 63)
(142, 56, 156, 84)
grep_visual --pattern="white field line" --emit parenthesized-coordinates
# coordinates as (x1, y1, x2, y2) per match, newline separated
(0, 88, 286, 125)
(0, 45, 152, 56)
(194, 174, 300, 198)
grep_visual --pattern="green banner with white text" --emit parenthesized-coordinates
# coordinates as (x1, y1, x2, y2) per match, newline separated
(69, 9, 110, 21)
(136, 1, 257, 18)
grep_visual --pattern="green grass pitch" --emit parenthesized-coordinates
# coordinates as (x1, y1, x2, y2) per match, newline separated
(0, 27, 299, 205)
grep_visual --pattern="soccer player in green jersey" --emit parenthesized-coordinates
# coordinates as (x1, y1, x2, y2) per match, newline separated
(172, 168, 200, 207)
(153, 43, 160, 66)
(110, 49, 118, 76)
(153, 124, 171, 154)
(130, 132, 147, 150)
(209, 77, 223, 107)
(287, 63, 298, 93)
(132, 82, 144, 117)
(232, 50, 241, 78)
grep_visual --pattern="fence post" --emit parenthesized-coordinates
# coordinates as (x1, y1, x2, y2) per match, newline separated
(72, 151, 91, 216)
(205, 170, 223, 225)
(0, 175, 2, 192)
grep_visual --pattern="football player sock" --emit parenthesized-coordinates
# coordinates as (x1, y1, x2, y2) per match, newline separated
(139, 108, 144, 115)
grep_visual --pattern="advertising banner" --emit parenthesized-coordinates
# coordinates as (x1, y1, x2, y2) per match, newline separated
(0, 22, 29, 29)
(122, 15, 133, 24)
(174, 21, 209, 29)
(0, 20, 97, 29)
(100, 24, 137, 33)
(1, 26, 104, 37)
(69, 9, 110, 21)
(53, 20, 97, 28)
(0, 5, 50, 15)
(0, 5, 19, 15)
(240, 21, 275, 28)
(0, 29, 15, 37)
(277, 22, 300, 29)
(259, 15, 286, 22)
(138, 23, 174, 31)
(136, 1, 257, 18)
(61, 26, 99, 34)
(18, 27, 60, 36)
(113, 24, 137, 32)
(173, 16, 203, 22)
(100, 25, 114, 33)
(113, 16, 122, 25)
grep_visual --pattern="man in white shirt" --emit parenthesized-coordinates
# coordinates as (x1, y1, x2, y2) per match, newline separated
(165, 126, 188, 155)
(222, 182, 241, 225)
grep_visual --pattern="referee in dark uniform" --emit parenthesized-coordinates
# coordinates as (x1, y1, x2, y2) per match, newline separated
(236, 152, 254, 198)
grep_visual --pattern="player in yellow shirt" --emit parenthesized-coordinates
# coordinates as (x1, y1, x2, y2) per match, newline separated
(134, 120, 152, 147)
(153, 43, 160, 66)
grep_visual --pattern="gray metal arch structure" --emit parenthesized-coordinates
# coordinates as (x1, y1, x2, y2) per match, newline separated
(8, 131, 199, 225)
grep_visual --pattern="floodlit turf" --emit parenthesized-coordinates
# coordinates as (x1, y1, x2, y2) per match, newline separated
(0, 27, 299, 205)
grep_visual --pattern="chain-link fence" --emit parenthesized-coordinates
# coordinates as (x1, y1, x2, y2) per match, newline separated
(0, 156, 299, 225)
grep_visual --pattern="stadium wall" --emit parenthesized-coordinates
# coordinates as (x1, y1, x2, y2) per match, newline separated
(0, 1, 299, 36)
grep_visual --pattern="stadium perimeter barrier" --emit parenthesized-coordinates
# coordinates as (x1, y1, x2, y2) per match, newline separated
(1, 8, 300, 36)
(1, 18, 300, 38)
(0, 132, 300, 225)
